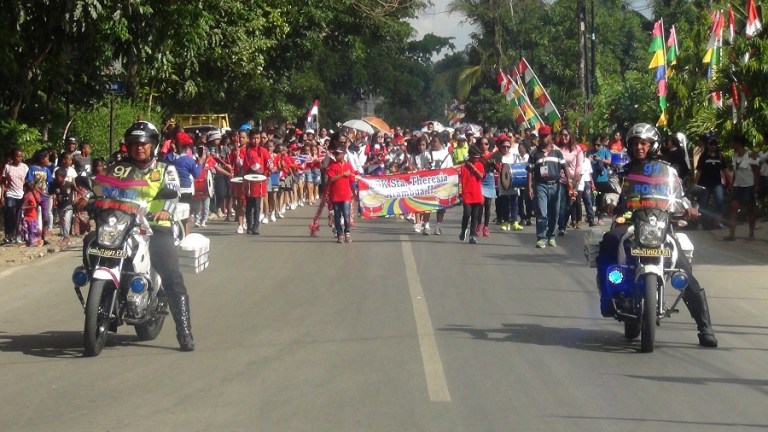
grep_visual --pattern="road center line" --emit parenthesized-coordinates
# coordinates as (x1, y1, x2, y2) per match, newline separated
(400, 235, 451, 402)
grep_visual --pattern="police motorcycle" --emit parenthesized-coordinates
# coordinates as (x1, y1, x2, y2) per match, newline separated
(71, 176, 188, 357)
(585, 160, 695, 353)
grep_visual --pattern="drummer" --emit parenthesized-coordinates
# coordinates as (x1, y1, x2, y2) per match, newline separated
(494, 137, 525, 232)
(240, 129, 270, 235)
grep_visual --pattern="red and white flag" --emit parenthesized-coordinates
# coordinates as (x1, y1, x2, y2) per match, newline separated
(728, 5, 736, 43)
(305, 99, 319, 130)
(747, 0, 763, 37)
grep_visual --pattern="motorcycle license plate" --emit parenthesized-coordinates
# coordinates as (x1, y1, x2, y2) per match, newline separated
(87, 247, 128, 258)
(630, 247, 671, 257)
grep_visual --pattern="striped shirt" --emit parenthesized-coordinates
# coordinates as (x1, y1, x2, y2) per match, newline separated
(528, 147, 565, 183)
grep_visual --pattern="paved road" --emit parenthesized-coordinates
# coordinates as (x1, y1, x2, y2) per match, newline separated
(0, 207, 767, 432)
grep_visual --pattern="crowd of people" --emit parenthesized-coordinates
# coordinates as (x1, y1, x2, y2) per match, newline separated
(2, 118, 768, 248)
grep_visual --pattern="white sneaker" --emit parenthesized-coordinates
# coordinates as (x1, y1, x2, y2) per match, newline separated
(435, 225, 442, 235)
(200, 221, 207, 227)
(291, 203, 298, 210)
(413, 223, 422, 233)
(270, 212, 277, 222)
(262, 217, 269, 225)
(194, 221, 201, 227)
(236, 225, 244, 234)
(298, 200, 304, 207)
(277, 212, 285, 219)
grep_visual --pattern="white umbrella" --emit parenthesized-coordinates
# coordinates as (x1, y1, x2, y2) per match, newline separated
(343, 119, 374, 134)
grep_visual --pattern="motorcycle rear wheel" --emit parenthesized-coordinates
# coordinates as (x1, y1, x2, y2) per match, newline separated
(640, 274, 658, 353)
(84, 280, 113, 357)
(135, 293, 167, 341)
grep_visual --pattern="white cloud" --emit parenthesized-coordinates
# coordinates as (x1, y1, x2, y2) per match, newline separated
(407, 0, 474, 59)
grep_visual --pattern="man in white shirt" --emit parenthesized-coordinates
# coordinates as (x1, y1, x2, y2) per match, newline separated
(421, 136, 453, 235)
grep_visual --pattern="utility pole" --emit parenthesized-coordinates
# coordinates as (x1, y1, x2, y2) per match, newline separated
(590, 0, 597, 97)
(577, 0, 588, 111)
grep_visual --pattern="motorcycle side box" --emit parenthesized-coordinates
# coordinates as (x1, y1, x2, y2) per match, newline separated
(178, 233, 210, 273)
(583, 227, 605, 268)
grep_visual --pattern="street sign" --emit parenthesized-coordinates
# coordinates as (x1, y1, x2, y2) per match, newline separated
(108, 81, 124, 95)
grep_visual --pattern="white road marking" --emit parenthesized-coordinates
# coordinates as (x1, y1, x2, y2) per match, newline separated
(400, 235, 451, 402)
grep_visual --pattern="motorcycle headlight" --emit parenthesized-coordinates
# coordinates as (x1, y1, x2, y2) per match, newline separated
(638, 220, 666, 248)
(98, 212, 132, 248)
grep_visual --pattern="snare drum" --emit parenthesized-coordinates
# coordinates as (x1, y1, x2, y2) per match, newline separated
(244, 174, 267, 198)
(230, 177, 244, 199)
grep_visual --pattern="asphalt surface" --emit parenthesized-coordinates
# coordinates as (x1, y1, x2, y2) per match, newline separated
(0, 206, 767, 432)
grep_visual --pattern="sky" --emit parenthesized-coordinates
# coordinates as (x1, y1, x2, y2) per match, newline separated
(408, 0, 654, 61)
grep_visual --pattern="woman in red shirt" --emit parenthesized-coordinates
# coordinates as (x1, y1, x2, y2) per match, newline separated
(460, 146, 485, 244)
(326, 146, 355, 243)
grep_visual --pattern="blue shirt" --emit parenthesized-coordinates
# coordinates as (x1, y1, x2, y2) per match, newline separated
(587, 147, 611, 183)
(26, 164, 52, 193)
(164, 153, 202, 189)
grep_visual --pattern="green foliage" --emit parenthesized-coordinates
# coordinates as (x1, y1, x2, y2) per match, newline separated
(466, 88, 516, 129)
(0, 120, 43, 157)
(70, 99, 162, 158)
(582, 71, 658, 136)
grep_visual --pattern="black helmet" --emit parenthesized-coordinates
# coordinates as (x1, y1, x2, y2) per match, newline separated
(625, 123, 661, 154)
(123, 121, 160, 147)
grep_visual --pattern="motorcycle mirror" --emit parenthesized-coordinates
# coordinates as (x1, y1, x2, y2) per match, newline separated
(74, 176, 93, 191)
(155, 187, 180, 200)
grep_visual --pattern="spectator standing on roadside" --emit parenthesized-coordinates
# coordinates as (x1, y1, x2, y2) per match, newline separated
(19, 181, 42, 246)
(556, 128, 583, 236)
(73, 142, 93, 176)
(528, 126, 570, 248)
(26, 149, 53, 244)
(2, 149, 28, 244)
(50, 168, 74, 243)
(608, 131, 623, 152)
(726, 134, 760, 241)
(694, 137, 729, 228)
(586, 135, 612, 225)
(459, 146, 485, 244)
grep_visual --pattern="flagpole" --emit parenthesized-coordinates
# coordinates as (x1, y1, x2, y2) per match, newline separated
(507, 69, 541, 128)
(520, 58, 563, 128)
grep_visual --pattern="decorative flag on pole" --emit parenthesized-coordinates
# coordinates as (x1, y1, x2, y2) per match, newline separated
(728, 5, 736, 44)
(703, 11, 724, 107)
(746, 0, 763, 37)
(512, 70, 544, 130)
(518, 58, 562, 131)
(666, 25, 679, 73)
(305, 99, 319, 131)
(648, 19, 668, 126)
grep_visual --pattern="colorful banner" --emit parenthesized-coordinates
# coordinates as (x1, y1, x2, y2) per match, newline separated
(358, 168, 460, 217)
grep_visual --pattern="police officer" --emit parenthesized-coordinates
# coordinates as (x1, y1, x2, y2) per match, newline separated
(89, 122, 195, 351)
(596, 123, 717, 348)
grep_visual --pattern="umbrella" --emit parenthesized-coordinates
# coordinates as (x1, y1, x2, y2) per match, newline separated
(456, 123, 483, 136)
(363, 116, 392, 134)
(343, 119, 374, 134)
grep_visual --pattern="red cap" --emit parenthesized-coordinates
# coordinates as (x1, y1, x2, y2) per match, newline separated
(495, 133, 509, 142)
(538, 125, 552, 137)
(176, 132, 193, 146)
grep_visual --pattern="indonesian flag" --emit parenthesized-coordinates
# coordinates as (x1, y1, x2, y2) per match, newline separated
(728, 6, 736, 43)
(746, 0, 763, 37)
(306, 100, 319, 129)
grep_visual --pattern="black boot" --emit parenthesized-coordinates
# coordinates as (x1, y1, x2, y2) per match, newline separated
(168, 293, 195, 351)
(683, 287, 718, 348)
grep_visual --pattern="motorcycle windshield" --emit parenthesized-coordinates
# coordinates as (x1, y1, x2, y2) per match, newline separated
(91, 174, 149, 203)
(622, 161, 684, 213)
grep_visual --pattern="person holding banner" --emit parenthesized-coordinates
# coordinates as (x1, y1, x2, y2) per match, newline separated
(528, 125, 571, 248)
(459, 146, 485, 244)
(421, 135, 454, 235)
(326, 146, 355, 243)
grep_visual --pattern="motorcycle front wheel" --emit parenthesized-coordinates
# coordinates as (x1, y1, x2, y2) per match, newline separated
(640, 274, 658, 353)
(135, 291, 167, 341)
(84, 280, 114, 357)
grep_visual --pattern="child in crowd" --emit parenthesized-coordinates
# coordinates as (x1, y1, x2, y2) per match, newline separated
(459, 146, 485, 244)
(326, 146, 355, 243)
(59, 152, 78, 182)
(50, 167, 75, 242)
(19, 181, 42, 246)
